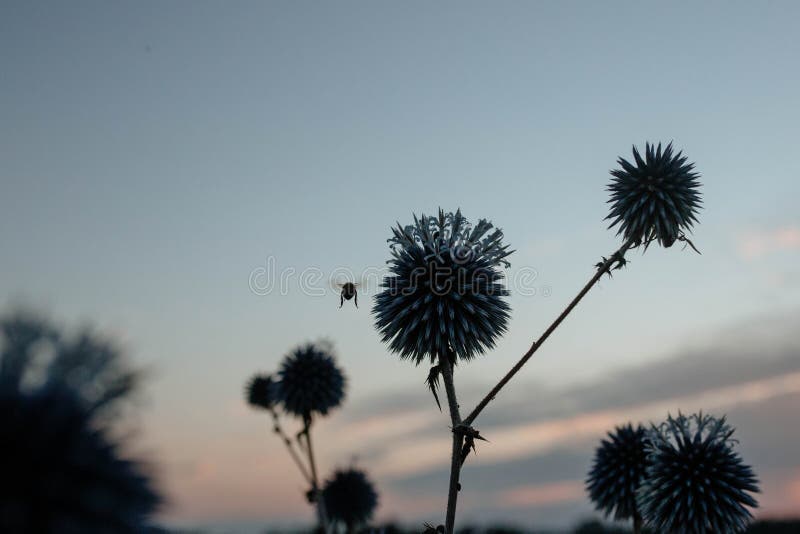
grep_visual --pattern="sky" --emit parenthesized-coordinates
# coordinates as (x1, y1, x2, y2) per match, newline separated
(1, 0, 799, 531)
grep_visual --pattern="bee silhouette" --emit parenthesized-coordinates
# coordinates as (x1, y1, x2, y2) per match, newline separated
(338, 282, 359, 308)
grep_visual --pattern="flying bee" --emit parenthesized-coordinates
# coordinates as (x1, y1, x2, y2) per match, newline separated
(332, 274, 374, 309)
(337, 282, 359, 308)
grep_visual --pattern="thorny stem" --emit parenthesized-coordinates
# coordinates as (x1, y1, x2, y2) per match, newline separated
(439, 351, 463, 534)
(269, 408, 312, 484)
(463, 239, 634, 427)
(301, 419, 330, 534)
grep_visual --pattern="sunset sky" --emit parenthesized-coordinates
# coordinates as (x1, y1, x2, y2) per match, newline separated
(2, 1, 799, 531)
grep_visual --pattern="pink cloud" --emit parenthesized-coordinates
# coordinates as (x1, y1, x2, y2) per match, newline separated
(754, 468, 800, 519)
(738, 226, 800, 260)
(151, 368, 800, 525)
(370, 371, 800, 477)
(496, 480, 585, 508)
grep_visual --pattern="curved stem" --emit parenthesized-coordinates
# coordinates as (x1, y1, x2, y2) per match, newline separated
(463, 240, 633, 427)
(439, 352, 462, 534)
(269, 408, 312, 484)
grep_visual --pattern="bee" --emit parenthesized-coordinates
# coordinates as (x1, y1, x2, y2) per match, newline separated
(338, 282, 359, 308)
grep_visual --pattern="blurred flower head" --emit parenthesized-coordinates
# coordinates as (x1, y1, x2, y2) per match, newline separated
(0, 383, 160, 532)
(245, 374, 276, 410)
(1, 310, 140, 424)
(277, 342, 346, 419)
(322, 467, 379, 529)
(606, 142, 702, 249)
(373, 209, 512, 365)
(638, 412, 759, 533)
(586, 423, 649, 522)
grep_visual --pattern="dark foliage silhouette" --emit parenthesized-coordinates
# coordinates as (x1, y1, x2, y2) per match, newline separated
(0, 309, 160, 533)
(0, 310, 141, 423)
(246, 341, 353, 533)
(322, 467, 378, 532)
(246, 374, 276, 410)
(0, 384, 160, 533)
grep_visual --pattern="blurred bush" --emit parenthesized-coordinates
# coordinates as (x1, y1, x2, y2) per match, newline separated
(0, 308, 161, 532)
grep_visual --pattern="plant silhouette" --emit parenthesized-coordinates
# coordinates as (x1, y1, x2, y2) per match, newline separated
(372, 142, 703, 532)
(0, 309, 160, 533)
(322, 467, 378, 533)
(586, 424, 649, 533)
(638, 413, 759, 533)
(246, 340, 382, 534)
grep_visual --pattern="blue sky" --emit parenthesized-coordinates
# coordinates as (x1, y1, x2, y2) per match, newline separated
(2, 1, 799, 530)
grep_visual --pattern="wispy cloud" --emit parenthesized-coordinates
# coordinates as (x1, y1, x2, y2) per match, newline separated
(313, 314, 800, 526)
(738, 225, 800, 260)
(496, 480, 585, 508)
(362, 370, 800, 478)
(159, 312, 800, 528)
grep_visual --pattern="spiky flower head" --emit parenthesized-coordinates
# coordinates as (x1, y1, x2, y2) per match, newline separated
(606, 142, 702, 249)
(373, 209, 512, 365)
(0, 383, 160, 532)
(638, 413, 759, 533)
(245, 374, 276, 410)
(586, 423, 649, 522)
(276, 342, 346, 419)
(322, 467, 379, 530)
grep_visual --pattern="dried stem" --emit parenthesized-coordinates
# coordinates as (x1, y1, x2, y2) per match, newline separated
(439, 352, 463, 534)
(269, 408, 312, 484)
(463, 239, 634, 427)
(301, 419, 330, 533)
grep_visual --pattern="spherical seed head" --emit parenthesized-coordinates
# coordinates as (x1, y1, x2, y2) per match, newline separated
(638, 413, 760, 533)
(245, 374, 276, 410)
(322, 467, 379, 529)
(372, 209, 513, 365)
(276, 342, 346, 419)
(606, 142, 702, 248)
(0, 383, 160, 532)
(586, 423, 649, 521)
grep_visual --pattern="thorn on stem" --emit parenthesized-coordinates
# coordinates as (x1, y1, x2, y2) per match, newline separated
(678, 232, 702, 254)
(594, 256, 612, 277)
(426, 364, 442, 411)
(453, 424, 488, 467)
(596, 250, 629, 278)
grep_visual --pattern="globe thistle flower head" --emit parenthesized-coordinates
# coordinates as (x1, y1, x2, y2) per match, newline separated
(322, 467, 379, 529)
(373, 209, 513, 365)
(0, 383, 160, 532)
(276, 342, 346, 419)
(638, 412, 759, 533)
(606, 142, 702, 249)
(245, 374, 276, 410)
(586, 423, 649, 521)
